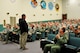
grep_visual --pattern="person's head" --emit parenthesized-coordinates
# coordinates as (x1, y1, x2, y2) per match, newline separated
(69, 25, 74, 30)
(59, 27, 65, 35)
(74, 29, 78, 34)
(22, 14, 26, 19)
(78, 25, 80, 33)
(14, 24, 19, 29)
(6, 24, 11, 29)
(5, 24, 9, 28)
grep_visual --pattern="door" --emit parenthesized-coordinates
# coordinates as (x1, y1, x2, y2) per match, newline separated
(62, 14, 67, 20)
(10, 17, 16, 27)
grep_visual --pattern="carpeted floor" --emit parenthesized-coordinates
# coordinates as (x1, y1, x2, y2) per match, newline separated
(0, 40, 43, 53)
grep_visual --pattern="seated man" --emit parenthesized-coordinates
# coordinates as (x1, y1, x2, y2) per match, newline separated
(77, 25, 80, 37)
(1, 24, 13, 44)
(43, 27, 68, 53)
(68, 25, 75, 33)
(78, 25, 80, 33)
(74, 28, 79, 37)
(11, 24, 20, 42)
(0, 24, 9, 41)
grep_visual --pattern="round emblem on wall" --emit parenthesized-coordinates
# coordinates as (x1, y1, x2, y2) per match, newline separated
(31, 0, 38, 8)
(55, 3, 59, 11)
(40, 0, 46, 9)
(48, 2, 54, 10)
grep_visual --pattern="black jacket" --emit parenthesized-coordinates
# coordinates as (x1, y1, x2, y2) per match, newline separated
(19, 18, 28, 34)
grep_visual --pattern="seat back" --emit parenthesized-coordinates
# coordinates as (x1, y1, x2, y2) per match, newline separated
(41, 32, 45, 39)
(69, 37, 80, 47)
(69, 33, 75, 37)
(47, 34, 56, 41)
(31, 33, 36, 41)
(0, 24, 5, 32)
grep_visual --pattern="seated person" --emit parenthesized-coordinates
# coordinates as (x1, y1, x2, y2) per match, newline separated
(68, 25, 75, 33)
(78, 25, 80, 33)
(43, 27, 68, 53)
(11, 24, 20, 41)
(74, 28, 79, 37)
(27, 26, 35, 41)
(1, 25, 9, 41)
(77, 25, 80, 37)
(28, 25, 35, 36)
(36, 26, 41, 39)
(2, 24, 13, 44)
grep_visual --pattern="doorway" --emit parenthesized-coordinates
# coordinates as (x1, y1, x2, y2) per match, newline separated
(62, 14, 67, 20)
(10, 17, 16, 27)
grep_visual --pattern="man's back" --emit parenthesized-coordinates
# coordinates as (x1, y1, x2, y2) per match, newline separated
(19, 18, 28, 34)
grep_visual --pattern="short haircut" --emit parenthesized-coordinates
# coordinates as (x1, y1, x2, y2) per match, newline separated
(22, 14, 26, 17)
(62, 27, 65, 32)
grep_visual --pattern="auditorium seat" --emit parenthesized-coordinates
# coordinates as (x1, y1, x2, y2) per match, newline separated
(64, 37, 80, 53)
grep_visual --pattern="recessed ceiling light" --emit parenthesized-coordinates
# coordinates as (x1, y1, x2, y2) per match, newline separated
(10, 0, 16, 3)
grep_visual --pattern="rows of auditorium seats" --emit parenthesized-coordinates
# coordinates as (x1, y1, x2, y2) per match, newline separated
(0, 19, 80, 53)
(0, 19, 80, 42)
(0, 20, 61, 43)
(40, 33, 80, 53)
(0, 24, 20, 43)
(0, 24, 5, 32)
(39, 19, 80, 53)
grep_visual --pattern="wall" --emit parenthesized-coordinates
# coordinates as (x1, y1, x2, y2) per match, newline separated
(0, 0, 62, 24)
(62, 0, 80, 19)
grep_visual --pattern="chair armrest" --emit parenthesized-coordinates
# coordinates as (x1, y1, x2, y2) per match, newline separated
(40, 40, 54, 50)
(76, 47, 80, 52)
(64, 44, 77, 50)
(64, 44, 68, 46)
(46, 40, 54, 44)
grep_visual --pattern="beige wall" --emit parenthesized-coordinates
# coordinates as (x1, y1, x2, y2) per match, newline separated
(0, 0, 62, 24)
(62, 0, 80, 19)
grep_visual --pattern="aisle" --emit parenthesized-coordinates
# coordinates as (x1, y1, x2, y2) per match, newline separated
(0, 41, 43, 53)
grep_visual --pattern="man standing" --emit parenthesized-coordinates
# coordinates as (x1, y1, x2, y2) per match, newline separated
(19, 14, 28, 50)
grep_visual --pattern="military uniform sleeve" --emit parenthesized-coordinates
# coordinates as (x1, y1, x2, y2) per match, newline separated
(58, 34, 69, 45)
